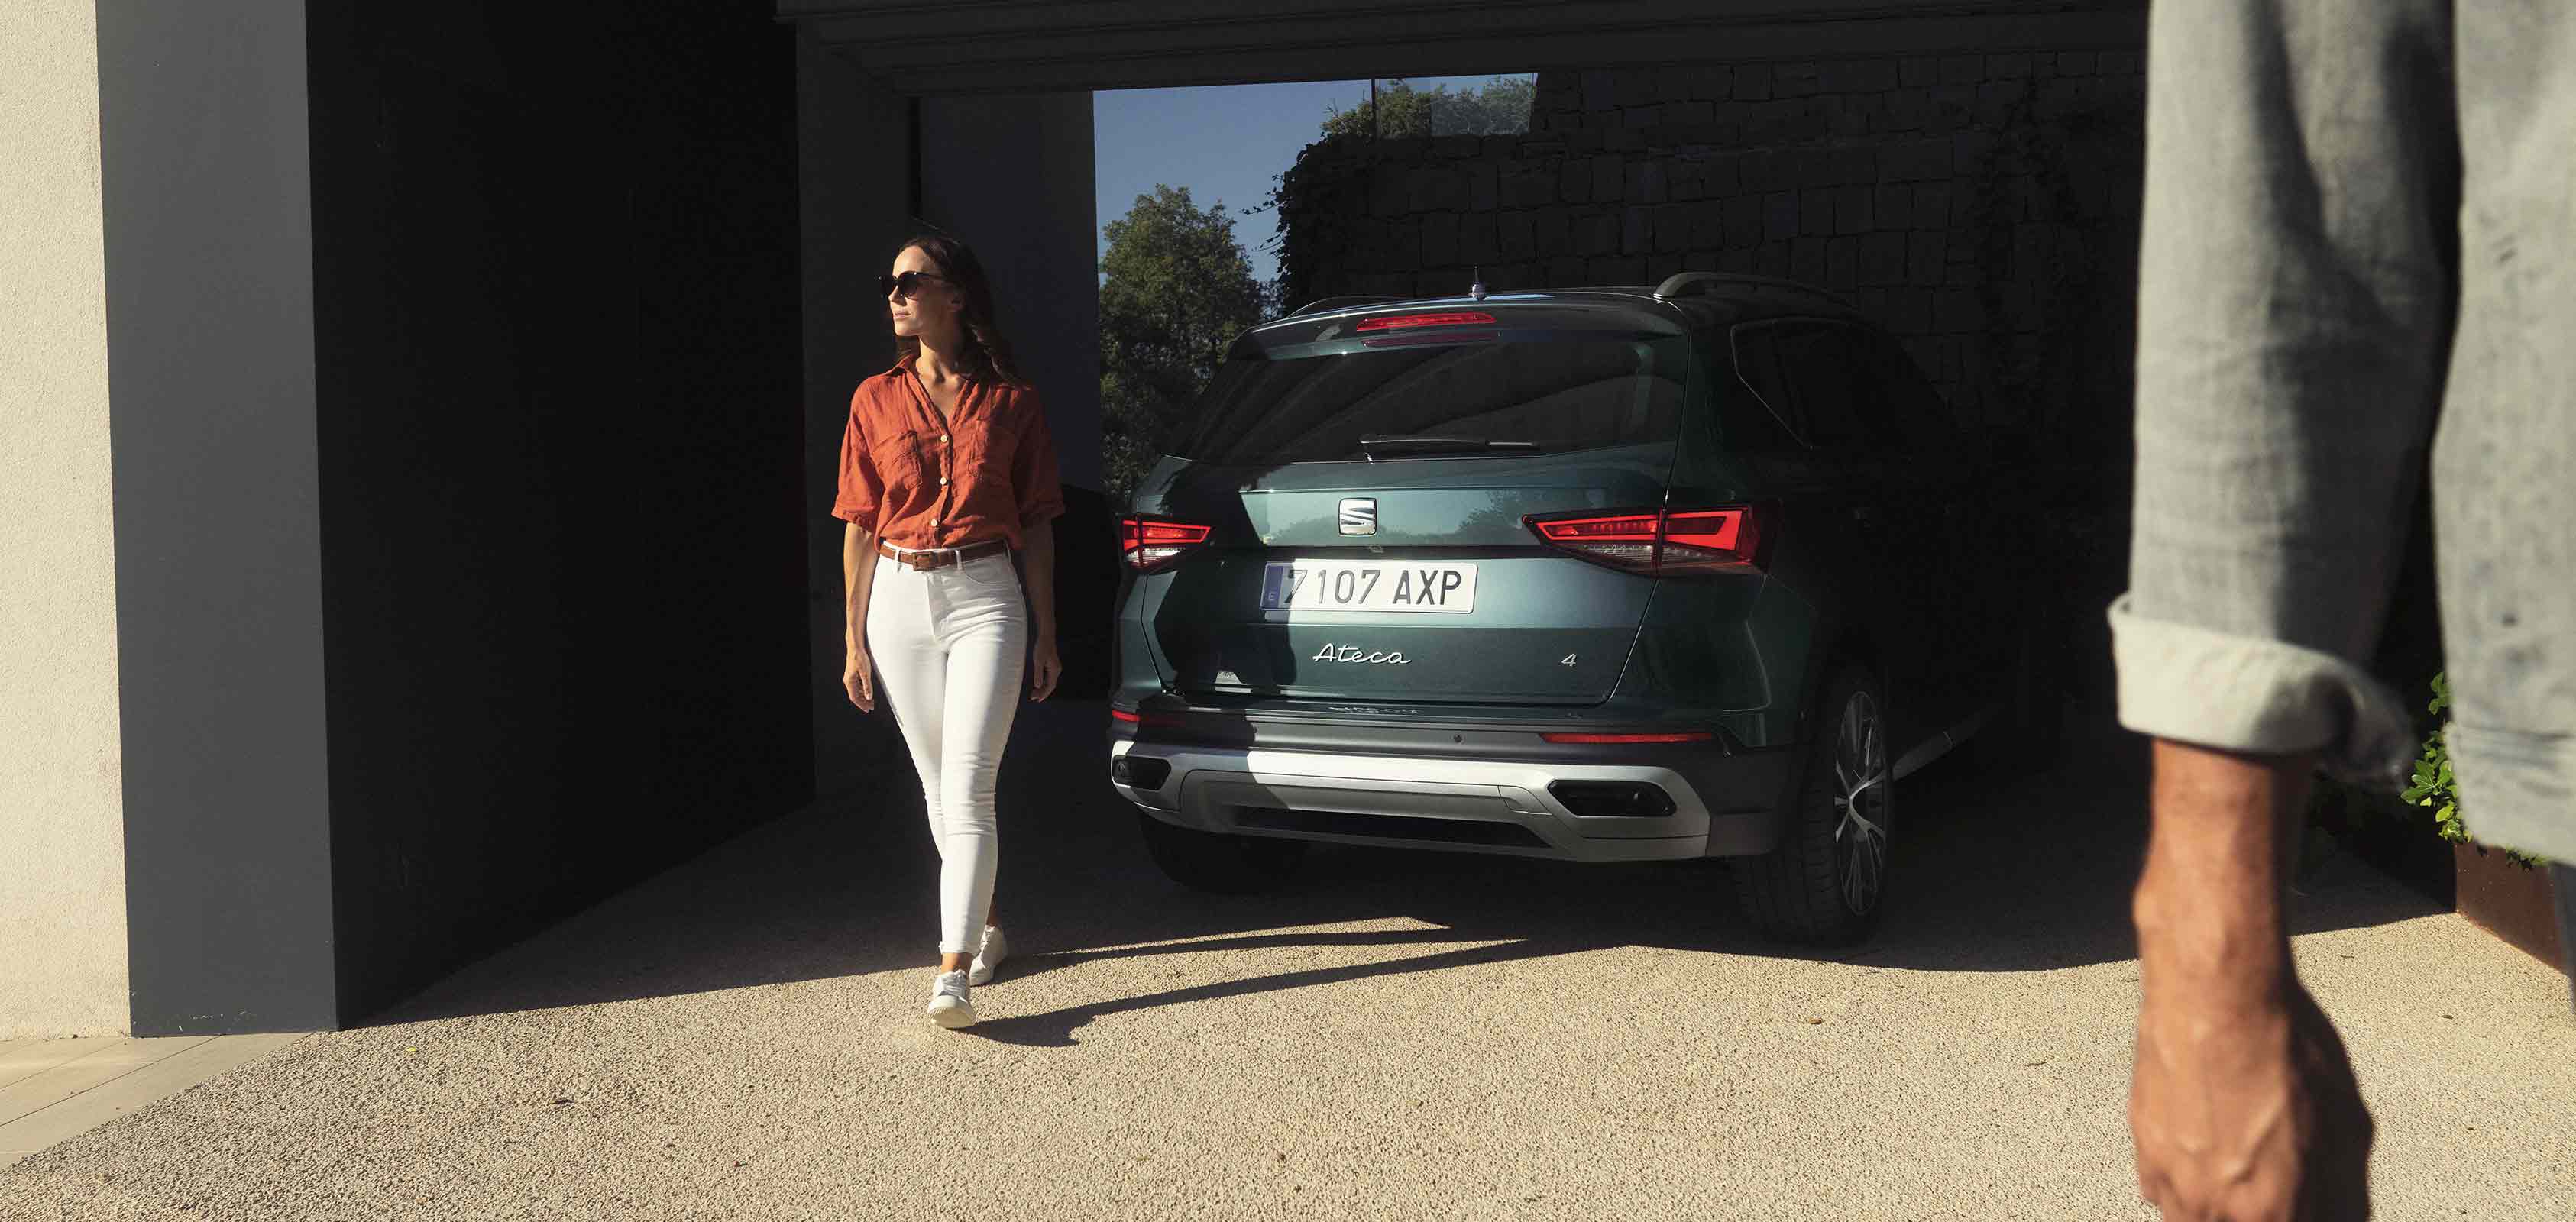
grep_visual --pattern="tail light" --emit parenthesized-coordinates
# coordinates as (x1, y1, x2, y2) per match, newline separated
(1354, 311, 1495, 331)
(1120, 516, 1211, 572)
(1523, 506, 1766, 576)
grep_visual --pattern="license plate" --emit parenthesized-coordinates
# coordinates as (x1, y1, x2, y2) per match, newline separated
(1260, 562, 1477, 613)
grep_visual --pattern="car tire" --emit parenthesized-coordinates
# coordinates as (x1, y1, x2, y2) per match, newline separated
(1137, 812, 1307, 894)
(1732, 664, 1893, 946)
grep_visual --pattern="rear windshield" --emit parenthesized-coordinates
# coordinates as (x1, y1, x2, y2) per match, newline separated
(1173, 335, 1687, 465)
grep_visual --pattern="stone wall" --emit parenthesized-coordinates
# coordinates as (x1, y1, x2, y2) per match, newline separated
(1273, 49, 2147, 452)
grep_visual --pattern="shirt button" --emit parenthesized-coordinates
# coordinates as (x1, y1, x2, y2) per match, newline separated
(938, 476, 948, 486)
(940, 434, 950, 444)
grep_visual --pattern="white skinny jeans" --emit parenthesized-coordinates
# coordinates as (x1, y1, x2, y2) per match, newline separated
(866, 548, 1027, 955)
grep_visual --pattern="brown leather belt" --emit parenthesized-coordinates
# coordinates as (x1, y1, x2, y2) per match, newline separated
(877, 538, 1011, 571)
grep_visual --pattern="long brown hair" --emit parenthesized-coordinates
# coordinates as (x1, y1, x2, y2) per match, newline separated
(892, 233, 1026, 387)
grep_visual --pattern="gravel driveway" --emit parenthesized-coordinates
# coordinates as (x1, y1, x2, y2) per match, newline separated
(8, 700, 2570, 1220)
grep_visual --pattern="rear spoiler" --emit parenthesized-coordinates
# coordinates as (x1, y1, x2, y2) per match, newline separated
(1283, 295, 1403, 318)
(1651, 271, 1854, 309)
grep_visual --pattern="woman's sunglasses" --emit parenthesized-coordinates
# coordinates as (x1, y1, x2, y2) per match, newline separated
(880, 270, 950, 299)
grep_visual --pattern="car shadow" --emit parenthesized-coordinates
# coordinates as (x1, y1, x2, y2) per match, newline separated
(363, 697, 2443, 1030)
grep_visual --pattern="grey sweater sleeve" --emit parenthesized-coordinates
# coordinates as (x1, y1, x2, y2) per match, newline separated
(2111, 0, 2456, 784)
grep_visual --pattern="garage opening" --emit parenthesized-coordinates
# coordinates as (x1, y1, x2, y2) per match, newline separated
(107, 1, 2177, 1034)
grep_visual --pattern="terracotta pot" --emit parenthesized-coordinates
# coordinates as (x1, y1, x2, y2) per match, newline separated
(2452, 841, 2566, 973)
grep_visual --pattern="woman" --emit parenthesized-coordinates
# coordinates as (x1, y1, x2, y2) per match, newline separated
(834, 234, 1064, 1030)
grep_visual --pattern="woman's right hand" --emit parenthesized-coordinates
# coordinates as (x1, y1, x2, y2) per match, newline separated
(843, 648, 875, 712)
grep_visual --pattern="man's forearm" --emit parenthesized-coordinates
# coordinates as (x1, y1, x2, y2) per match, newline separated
(2134, 740, 2315, 1009)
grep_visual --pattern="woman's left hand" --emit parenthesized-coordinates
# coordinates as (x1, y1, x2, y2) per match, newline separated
(1029, 635, 1061, 702)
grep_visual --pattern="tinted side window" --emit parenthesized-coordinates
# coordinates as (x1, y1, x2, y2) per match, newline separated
(1731, 320, 1895, 451)
(1781, 324, 1885, 449)
(1726, 325, 1801, 448)
(1701, 343, 1798, 454)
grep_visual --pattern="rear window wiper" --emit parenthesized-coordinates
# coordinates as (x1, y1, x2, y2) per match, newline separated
(1355, 435, 1542, 457)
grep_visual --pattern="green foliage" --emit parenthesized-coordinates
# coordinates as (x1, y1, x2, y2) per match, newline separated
(1320, 77, 1536, 141)
(1261, 138, 1358, 313)
(2399, 671, 2545, 868)
(1098, 185, 1270, 503)
(2400, 673, 2464, 842)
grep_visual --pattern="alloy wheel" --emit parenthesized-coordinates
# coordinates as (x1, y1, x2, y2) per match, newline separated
(1830, 689, 1892, 914)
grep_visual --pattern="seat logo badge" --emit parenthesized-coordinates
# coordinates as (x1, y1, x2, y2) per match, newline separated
(1314, 642, 1408, 664)
(1338, 497, 1377, 536)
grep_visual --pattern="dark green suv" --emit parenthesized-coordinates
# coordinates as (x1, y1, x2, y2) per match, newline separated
(1106, 273, 2060, 944)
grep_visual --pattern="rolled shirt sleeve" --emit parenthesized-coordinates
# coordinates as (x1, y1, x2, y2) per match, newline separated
(2113, 0, 2458, 786)
(830, 393, 881, 528)
(1012, 390, 1067, 529)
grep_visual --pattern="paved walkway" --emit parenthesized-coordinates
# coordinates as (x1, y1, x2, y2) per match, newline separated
(5, 701, 2571, 1220)
(1, 1035, 306, 1169)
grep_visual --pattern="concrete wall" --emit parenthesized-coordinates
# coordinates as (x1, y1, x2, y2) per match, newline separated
(0, 0, 128, 1039)
(95, 0, 341, 1036)
(920, 95, 1105, 492)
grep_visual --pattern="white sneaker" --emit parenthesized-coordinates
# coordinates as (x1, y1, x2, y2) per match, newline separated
(968, 925, 1008, 987)
(927, 970, 976, 1029)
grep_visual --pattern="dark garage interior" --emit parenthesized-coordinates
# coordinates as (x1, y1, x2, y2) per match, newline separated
(299, 5, 813, 1028)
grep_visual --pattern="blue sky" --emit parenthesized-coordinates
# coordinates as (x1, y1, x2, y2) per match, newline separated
(1093, 76, 1525, 289)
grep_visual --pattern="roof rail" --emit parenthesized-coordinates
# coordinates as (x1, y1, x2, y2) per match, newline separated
(1284, 294, 1405, 318)
(1651, 271, 1853, 308)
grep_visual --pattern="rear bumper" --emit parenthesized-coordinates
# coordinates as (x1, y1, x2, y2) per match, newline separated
(1108, 731, 1796, 862)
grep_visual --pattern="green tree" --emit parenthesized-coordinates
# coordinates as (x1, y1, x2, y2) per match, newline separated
(1319, 77, 1536, 141)
(1099, 185, 1270, 501)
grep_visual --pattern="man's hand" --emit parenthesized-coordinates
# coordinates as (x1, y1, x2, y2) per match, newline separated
(1028, 635, 1060, 702)
(2130, 741, 2374, 1220)
(843, 648, 874, 712)
(2133, 972, 2374, 1220)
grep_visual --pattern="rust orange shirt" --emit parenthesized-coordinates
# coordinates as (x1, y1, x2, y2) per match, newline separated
(832, 354, 1066, 550)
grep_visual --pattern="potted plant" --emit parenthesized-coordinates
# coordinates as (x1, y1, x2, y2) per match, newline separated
(2400, 674, 2565, 970)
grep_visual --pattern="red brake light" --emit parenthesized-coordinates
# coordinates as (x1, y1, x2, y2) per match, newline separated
(1659, 509, 1761, 569)
(1354, 311, 1496, 332)
(1120, 516, 1211, 572)
(1525, 506, 1765, 576)
(1540, 731, 1716, 744)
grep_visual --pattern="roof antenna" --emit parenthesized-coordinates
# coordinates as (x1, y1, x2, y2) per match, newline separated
(1469, 266, 1487, 302)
